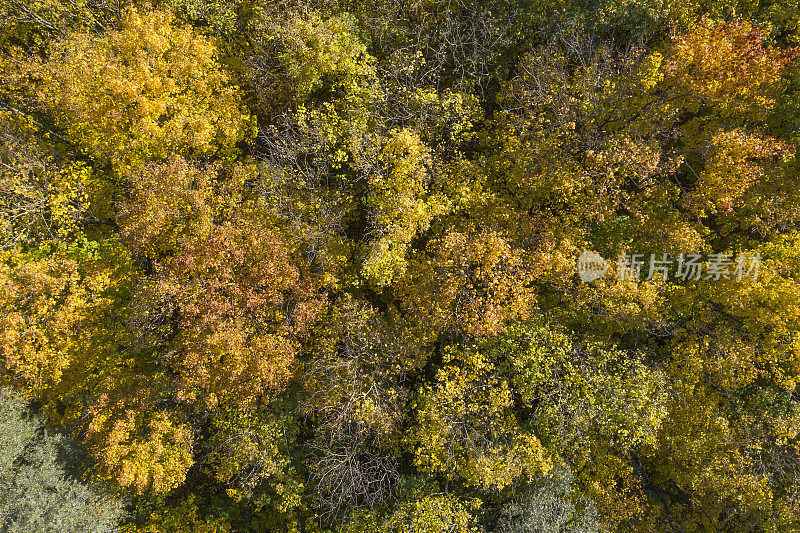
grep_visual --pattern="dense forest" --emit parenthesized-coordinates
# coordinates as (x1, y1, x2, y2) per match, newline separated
(1, 0, 799, 530)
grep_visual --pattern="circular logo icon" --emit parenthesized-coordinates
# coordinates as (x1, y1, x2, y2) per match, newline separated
(577, 251, 608, 282)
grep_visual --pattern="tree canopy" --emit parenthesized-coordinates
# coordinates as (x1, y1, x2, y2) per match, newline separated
(1, 0, 799, 531)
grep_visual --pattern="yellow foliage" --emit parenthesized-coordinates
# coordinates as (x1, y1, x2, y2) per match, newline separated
(33, 8, 253, 173)
(400, 229, 536, 338)
(410, 346, 550, 489)
(664, 16, 798, 118)
(363, 129, 443, 286)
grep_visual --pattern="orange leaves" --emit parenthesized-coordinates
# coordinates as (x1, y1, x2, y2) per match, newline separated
(684, 129, 792, 217)
(117, 157, 326, 410)
(4, 3, 800, 526)
(664, 17, 799, 116)
(159, 219, 325, 409)
(0, 244, 195, 496)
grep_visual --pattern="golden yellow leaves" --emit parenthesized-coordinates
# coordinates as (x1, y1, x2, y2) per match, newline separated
(245, 9, 376, 117)
(400, 229, 535, 338)
(684, 129, 791, 218)
(99, 411, 192, 494)
(206, 406, 289, 492)
(344, 494, 481, 533)
(0, 242, 195, 496)
(440, 230, 536, 338)
(87, 380, 194, 495)
(410, 346, 549, 490)
(118, 157, 216, 258)
(382, 495, 481, 533)
(0, 255, 82, 393)
(270, 11, 373, 100)
(34, 8, 253, 173)
(363, 128, 441, 287)
(664, 17, 799, 118)
(0, 111, 89, 249)
(0, 244, 122, 395)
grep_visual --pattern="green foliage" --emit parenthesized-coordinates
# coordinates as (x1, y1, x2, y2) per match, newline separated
(344, 492, 481, 533)
(0, 386, 124, 532)
(498, 466, 600, 533)
(409, 342, 550, 490)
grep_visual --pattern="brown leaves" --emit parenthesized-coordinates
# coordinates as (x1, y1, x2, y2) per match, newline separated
(161, 219, 325, 409)
(118, 156, 326, 410)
